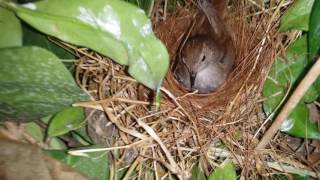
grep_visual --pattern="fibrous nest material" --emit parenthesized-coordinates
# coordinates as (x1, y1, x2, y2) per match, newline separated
(70, 0, 319, 179)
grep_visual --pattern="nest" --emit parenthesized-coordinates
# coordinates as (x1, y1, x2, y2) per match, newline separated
(69, 0, 319, 179)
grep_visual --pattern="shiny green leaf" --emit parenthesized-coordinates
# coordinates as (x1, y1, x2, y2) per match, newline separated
(208, 161, 236, 180)
(309, 0, 320, 58)
(48, 107, 85, 137)
(263, 35, 320, 139)
(280, 0, 315, 32)
(47, 149, 109, 179)
(0, 7, 22, 48)
(191, 162, 206, 180)
(2, 0, 169, 90)
(0, 46, 89, 122)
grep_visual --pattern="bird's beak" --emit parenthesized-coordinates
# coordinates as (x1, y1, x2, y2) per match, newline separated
(190, 72, 197, 88)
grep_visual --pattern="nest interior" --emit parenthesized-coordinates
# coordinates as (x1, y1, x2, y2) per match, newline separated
(71, 0, 318, 179)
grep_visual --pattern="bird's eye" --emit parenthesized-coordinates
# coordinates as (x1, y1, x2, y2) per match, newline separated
(201, 55, 206, 62)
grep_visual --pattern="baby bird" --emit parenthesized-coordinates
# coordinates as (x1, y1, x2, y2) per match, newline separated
(173, 0, 234, 93)
(174, 35, 233, 93)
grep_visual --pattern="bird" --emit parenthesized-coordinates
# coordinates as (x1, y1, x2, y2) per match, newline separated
(173, 0, 234, 94)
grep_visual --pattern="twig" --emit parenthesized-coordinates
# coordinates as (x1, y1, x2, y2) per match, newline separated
(256, 58, 320, 150)
(68, 140, 146, 155)
(265, 161, 318, 178)
(163, 0, 167, 20)
(135, 118, 181, 175)
(147, 0, 155, 17)
(104, 107, 148, 140)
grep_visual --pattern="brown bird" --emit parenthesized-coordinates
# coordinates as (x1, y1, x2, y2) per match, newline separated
(173, 0, 234, 94)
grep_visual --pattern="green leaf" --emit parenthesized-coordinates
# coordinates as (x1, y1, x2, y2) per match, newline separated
(22, 24, 76, 72)
(24, 121, 66, 149)
(190, 162, 206, 180)
(48, 107, 85, 137)
(263, 35, 320, 139)
(3, 0, 169, 90)
(0, 7, 22, 48)
(22, 23, 74, 59)
(309, 0, 320, 58)
(25, 122, 43, 141)
(280, 103, 320, 139)
(72, 127, 93, 145)
(47, 149, 109, 180)
(208, 161, 236, 180)
(117, 167, 129, 180)
(0, 46, 89, 122)
(293, 174, 308, 180)
(280, 0, 315, 32)
(313, 76, 320, 96)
